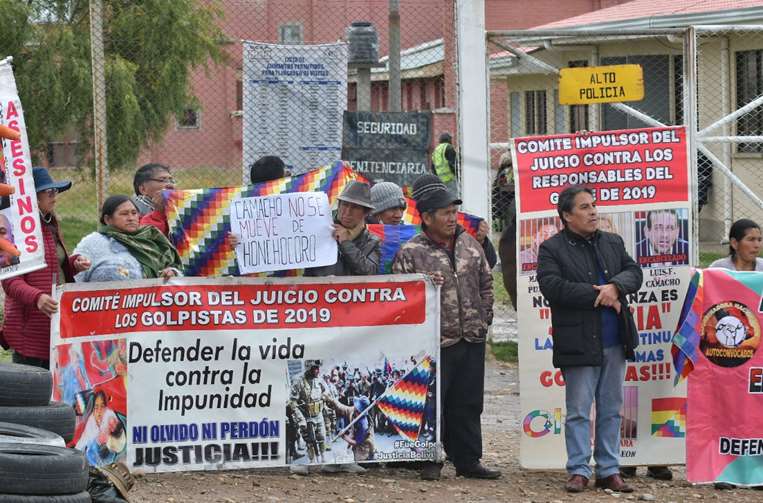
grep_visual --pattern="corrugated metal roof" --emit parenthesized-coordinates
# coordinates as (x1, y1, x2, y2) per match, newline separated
(373, 38, 444, 73)
(533, 0, 763, 30)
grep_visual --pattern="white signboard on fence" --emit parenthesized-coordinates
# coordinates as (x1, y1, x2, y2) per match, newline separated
(242, 41, 347, 178)
(51, 275, 440, 473)
(0, 58, 45, 281)
(230, 192, 336, 274)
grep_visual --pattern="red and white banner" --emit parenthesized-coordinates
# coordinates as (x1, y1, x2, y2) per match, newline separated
(512, 126, 692, 468)
(0, 58, 45, 280)
(51, 276, 440, 473)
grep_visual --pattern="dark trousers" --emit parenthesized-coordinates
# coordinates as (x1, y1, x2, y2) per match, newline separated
(12, 352, 49, 370)
(442, 339, 485, 470)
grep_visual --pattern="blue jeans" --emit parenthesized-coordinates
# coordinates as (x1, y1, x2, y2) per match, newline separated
(561, 345, 626, 479)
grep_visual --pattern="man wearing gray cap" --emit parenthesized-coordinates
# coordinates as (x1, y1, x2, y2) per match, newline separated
(369, 182, 407, 225)
(305, 181, 381, 277)
(392, 174, 499, 481)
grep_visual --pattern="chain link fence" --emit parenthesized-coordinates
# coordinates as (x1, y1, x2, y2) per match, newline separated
(486, 26, 763, 257)
(486, 30, 688, 234)
(6, 0, 457, 249)
(695, 26, 763, 246)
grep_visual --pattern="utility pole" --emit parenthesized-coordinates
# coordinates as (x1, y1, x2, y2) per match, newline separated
(89, 0, 108, 215)
(388, 0, 401, 112)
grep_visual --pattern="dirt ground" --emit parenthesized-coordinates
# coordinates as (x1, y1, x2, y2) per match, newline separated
(129, 357, 763, 503)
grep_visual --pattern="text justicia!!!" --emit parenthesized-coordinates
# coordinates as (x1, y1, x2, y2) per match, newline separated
(133, 441, 280, 466)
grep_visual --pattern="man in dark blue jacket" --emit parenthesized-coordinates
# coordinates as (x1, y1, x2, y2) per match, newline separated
(537, 185, 642, 494)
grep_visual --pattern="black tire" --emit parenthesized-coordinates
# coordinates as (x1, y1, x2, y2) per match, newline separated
(0, 443, 88, 496)
(0, 422, 66, 447)
(0, 363, 53, 406)
(0, 492, 91, 502)
(0, 402, 75, 443)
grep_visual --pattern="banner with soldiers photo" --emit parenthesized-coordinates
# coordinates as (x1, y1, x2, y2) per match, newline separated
(49, 275, 440, 473)
(511, 126, 692, 468)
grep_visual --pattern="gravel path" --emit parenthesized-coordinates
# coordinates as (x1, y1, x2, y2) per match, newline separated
(130, 357, 762, 502)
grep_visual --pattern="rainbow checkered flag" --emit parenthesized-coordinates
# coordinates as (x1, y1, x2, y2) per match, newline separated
(164, 161, 365, 277)
(377, 356, 434, 441)
(671, 269, 702, 384)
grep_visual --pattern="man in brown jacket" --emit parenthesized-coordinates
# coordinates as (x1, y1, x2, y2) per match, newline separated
(392, 175, 499, 481)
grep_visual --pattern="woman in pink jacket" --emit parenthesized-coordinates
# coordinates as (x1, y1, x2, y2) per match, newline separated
(2, 168, 90, 369)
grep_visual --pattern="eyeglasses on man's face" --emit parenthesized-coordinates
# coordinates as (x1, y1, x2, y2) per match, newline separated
(150, 176, 176, 184)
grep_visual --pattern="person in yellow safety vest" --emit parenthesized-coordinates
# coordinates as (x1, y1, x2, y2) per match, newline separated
(431, 132, 458, 194)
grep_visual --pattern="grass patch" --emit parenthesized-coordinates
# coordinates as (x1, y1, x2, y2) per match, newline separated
(699, 251, 724, 268)
(0, 349, 11, 363)
(492, 270, 511, 307)
(489, 340, 518, 363)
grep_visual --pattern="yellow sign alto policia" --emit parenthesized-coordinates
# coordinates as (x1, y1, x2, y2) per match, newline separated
(558, 64, 644, 105)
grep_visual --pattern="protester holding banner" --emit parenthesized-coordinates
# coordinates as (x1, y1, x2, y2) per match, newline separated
(369, 182, 407, 225)
(1, 168, 90, 369)
(369, 180, 497, 269)
(709, 219, 763, 271)
(392, 174, 499, 481)
(536, 185, 643, 494)
(250, 155, 289, 183)
(305, 181, 380, 277)
(73, 195, 182, 282)
(132, 163, 175, 218)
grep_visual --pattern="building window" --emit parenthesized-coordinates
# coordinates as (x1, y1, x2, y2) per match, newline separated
(236, 79, 243, 111)
(347, 83, 357, 111)
(736, 49, 763, 153)
(524, 90, 546, 135)
(420, 81, 429, 110)
(406, 81, 413, 111)
(279, 23, 303, 44)
(435, 77, 445, 108)
(177, 108, 201, 129)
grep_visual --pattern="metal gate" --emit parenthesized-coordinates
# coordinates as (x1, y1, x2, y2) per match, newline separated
(485, 26, 763, 256)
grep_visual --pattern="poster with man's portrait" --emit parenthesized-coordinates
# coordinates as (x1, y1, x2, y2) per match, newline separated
(634, 208, 689, 268)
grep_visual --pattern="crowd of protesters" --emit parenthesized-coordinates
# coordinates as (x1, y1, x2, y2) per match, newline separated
(2, 140, 762, 492)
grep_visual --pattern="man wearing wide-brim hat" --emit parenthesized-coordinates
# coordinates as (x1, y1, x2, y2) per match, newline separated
(305, 180, 381, 277)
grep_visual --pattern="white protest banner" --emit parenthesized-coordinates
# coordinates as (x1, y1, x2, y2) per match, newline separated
(230, 192, 336, 274)
(0, 57, 45, 280)
(242, 42, 347, 177)
(512, 126, 691, 468)
(51, 275, 440, 473)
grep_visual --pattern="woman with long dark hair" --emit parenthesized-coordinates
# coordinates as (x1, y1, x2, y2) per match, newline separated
(710, 219, 763, 271)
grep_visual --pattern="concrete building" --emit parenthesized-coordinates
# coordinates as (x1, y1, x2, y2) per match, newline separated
(128, 0, 629, 174)
(489, 0, 763, 241)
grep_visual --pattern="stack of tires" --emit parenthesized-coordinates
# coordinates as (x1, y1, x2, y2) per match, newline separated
(0, 363, 91, 502)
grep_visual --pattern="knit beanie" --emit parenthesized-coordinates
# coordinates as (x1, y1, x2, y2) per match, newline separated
(370, 182, 406, 215)
(411, 174, 461, 213)
(411, 174, 448, 202)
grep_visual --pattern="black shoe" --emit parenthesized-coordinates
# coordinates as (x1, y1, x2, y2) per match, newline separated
(714, 482, 736, 490)
(456, 463, 502, 479)
(620, 467, 637, 478)
(420, 462, 443, 481)
(646, 466, 673, 481)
